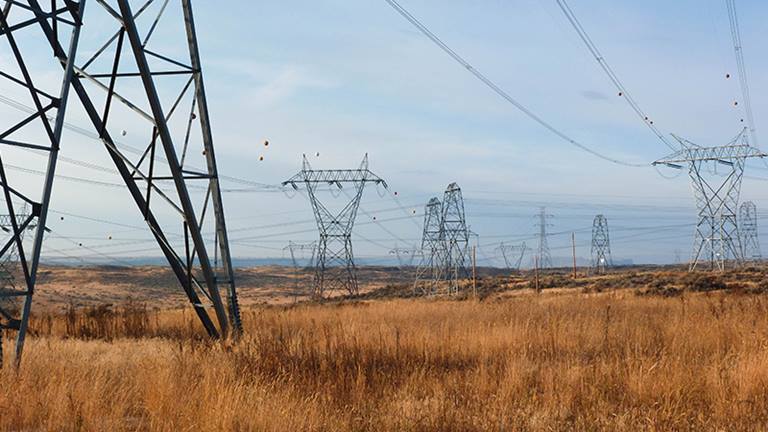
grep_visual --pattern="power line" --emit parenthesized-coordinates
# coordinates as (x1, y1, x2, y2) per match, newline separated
(382, 0, 648, 167)
(555, 0, 675, 151)
(725, 0, 758, 146)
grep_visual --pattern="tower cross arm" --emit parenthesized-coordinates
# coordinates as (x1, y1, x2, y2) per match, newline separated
(654, 144, 767, 165)
(282, 169, 387, 188)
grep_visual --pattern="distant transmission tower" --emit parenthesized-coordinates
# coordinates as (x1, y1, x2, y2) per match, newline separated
(590, 214, 612, 274)
(389, 244, 420, 269)
(535, 207, 553, 268)
(284, 241, 317, 298)
(284, 241, 317, 270)
(413, 197, 445, 294)
(441, 183, 470, 294)
(739, 201, 761, 261)
(495, 242, 527, 271)
(654, 129, 766, 271)
(0, 211, 30, 367)
(283, 154, 387, 298)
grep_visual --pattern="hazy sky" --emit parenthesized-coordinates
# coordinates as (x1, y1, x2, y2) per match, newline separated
(4, 0, 768, 266)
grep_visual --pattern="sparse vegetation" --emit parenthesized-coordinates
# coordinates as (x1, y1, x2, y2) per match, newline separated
(3, 287, 768, 430)
(681, 273, 727, 292)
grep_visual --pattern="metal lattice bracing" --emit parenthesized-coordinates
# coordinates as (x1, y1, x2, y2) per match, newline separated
(739, 201, 761, 261)
(654, 129, 766, 271)
(283, 154, 387, 298)
(590, 214, 612, 274)
(440, 183, 469, 294)
(535, 207, 553, 269)
(413, 197, 445, 295)
(0, 0, 241, 366)
(0, 211, 30, 366)
(0, 1, 84, 366)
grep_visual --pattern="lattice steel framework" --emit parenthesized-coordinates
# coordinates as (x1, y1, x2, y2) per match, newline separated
(0, 0, 84, 366)
(0, 211, 30, 366)
(441, 182, 469, 294)
(495, 241, 527, 271)
(654, 130, 765, 271)
(0, 0, 241, 366)
(739, 201, 761, 261)
(283, 154, 387, 298)
(413, 197, 444, 295)
(590, 214, 612, 274)
(535, 207, 553, 268)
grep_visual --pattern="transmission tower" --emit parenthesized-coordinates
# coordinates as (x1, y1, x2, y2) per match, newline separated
(739, 201, 761, 261)
(441, 183, 470, 294)
(590, 214, 612, 274)
(495, 241, 527, 271)
(283, 154, 387, 298)
(0, 211, 30, 366)
(654, 129, 765, 271)
(535, 207, 553, 268)
(0, 0, 241, 366)
(284, 241, 317, 270)
(389, 244, 420, 269)
(283, 241, 317, 298)
(413, 197, 445, 295)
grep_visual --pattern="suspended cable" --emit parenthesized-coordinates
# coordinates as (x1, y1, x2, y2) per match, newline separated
(382, 0, 648, 167)
(555, 0, 676, 151)
(725, 0, 758, 146)
(0, 94, 282, 191)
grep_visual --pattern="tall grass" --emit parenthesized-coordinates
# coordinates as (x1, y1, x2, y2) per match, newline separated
(2, 292, 768, 430)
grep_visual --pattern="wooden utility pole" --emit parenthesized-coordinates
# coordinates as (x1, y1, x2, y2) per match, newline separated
(472, 245, 477, 297)
(572, 232, 577, 279)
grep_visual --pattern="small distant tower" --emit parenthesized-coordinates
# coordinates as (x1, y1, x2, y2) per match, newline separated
(535, 207, 553, 268)
(413, 197, 445, 294)
(740, 201, 761, 261)
(496, 242, 527, 271)
(441, 183, 470, 294)
(389, 244, 420, 269)
(283, 241, 317, 299)
(591, 214, 612, 273)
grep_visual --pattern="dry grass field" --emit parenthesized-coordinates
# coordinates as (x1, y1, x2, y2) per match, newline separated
(2, 266, 768, 431)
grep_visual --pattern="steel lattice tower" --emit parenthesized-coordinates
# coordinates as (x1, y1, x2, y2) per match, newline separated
(495, 241, 527, 271)
(284, 241, 317, 298)
(654, 129, 765, 271)
(0, 211, 29, 366)
(0, 0, 241, 366)
(283, 154, 387, 298)
(739, 201, 761, 261)
(284, 241, 317, 270)
(413, 197, 445, 295)
(389, 244, 420, 269)
(440, 183, 470, 294)
(535, 207, 553, 268)
(590, 214, 612, 274)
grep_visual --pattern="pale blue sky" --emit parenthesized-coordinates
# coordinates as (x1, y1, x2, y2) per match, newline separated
(4, 0, 768, 266)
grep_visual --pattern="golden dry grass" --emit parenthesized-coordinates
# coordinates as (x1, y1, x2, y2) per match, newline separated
(2, 289, 768, 431)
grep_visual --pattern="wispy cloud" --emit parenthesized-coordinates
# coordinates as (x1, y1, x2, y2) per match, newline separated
(581, 90, 610, 102)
